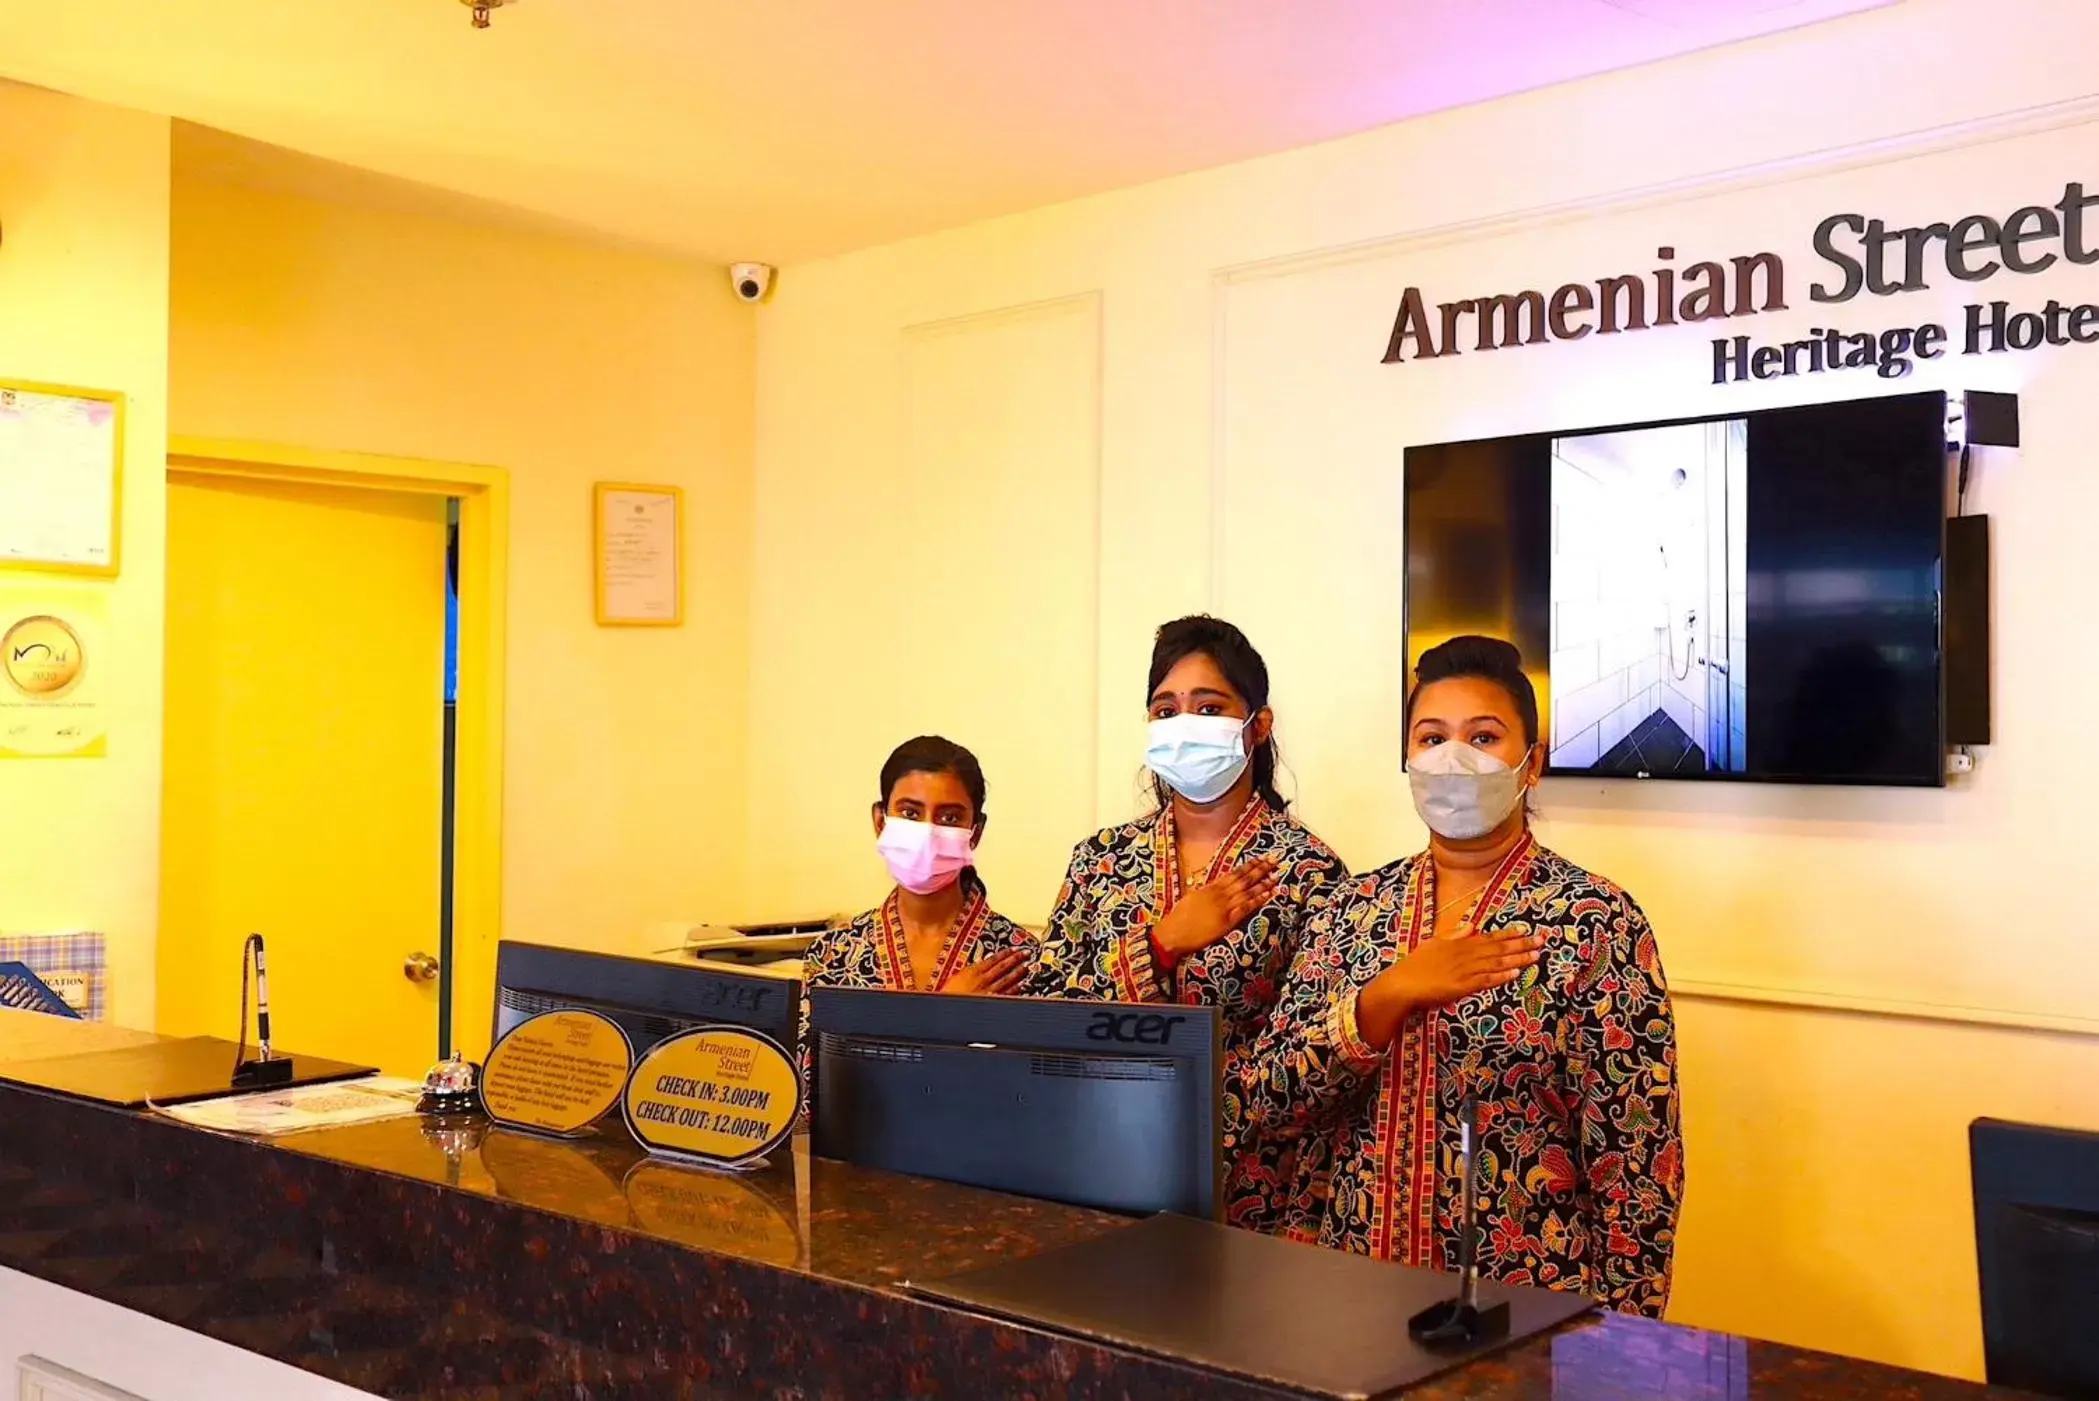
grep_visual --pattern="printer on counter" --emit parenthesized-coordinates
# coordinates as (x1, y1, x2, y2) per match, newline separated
(647, 916, 840, 979)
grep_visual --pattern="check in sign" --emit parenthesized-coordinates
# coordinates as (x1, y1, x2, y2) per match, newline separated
(622, 1026, 800, 1168)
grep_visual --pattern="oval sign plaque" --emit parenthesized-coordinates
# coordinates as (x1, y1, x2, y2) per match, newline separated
(621, 1026, 801, 1169)
(480, 1008, 633, 1137)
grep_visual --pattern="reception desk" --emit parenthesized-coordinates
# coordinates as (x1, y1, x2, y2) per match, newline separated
(0, 1009, 2027, 1400)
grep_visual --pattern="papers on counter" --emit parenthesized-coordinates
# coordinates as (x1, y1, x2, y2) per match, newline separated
(156, 1075, 425, 1137)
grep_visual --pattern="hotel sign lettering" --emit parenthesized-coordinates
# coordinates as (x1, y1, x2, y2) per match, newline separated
(1379, 181, 2099, 385)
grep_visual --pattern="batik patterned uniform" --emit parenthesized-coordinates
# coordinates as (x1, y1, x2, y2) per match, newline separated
(1243, 834, 1681, 1318)
(1031, 798, 1346, 1234)
(798, 882, 1037, 1100)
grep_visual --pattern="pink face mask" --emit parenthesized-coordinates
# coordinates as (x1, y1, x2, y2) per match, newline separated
(876, 817, 976, 895)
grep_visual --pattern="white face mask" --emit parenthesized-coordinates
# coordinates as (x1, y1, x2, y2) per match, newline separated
(1408, 742, 1532, 841)
(1145, 714, 1251, 805)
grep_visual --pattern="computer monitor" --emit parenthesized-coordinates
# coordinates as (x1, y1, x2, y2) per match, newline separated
(807, 988, 1221, 1219)
(1971, 1117, 2099, 1397)
(492, 942, 801, 1058)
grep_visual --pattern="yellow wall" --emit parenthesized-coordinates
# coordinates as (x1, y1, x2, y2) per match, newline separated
(0, 84, 171, 1028)
(168, 171, 756, 957)
(750, 0, 2099, 1378)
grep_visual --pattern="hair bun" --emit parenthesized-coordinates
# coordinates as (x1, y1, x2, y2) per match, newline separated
(1408, 635, 1540, 749)
(1415, 635, 1526, 683)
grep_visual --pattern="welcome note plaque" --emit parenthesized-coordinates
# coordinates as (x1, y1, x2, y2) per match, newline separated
(621, 1026, 800, 1169)
(480, 1009, 634, 1137)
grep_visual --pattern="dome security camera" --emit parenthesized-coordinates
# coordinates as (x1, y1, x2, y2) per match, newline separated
(730, 263, 776, 304)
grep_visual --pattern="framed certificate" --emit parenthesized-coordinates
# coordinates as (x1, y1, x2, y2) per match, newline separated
(593, 482, 683, 627)
(0, 380, 125, 578)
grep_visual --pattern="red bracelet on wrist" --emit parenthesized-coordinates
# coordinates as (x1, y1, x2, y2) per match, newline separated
(1149, 928, 1181, 974)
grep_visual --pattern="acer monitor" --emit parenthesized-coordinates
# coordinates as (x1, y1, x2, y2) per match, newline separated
(492, 941, 802, 1059)
(806, 988, 1222, 1219)
(1971, 1118, 2099, 1397)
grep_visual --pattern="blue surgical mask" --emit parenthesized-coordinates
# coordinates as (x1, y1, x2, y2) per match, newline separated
(1146, 714, 1251, 804)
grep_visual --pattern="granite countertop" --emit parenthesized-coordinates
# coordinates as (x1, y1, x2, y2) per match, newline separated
(0, 1009, 2035, 1400)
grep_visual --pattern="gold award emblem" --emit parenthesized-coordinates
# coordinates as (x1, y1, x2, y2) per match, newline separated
(2, 615, 86, 698)
(622, 1027, 801, 1168)
(480, 1009, 634, 1137)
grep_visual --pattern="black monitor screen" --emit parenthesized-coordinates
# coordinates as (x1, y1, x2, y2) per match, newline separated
(1971, 1118, 2099, 1397)
(491, 942, 801, 1058)
(808, 989, 1222, 1219)
(1405, 390, 1946, 786)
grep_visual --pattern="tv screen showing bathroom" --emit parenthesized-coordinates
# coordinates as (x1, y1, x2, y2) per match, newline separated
(1404, 391, 1946, 786)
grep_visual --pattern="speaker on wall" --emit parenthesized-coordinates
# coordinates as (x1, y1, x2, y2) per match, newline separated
(1960, 392, 2020, 449)
(1944, 513, 1991, 748)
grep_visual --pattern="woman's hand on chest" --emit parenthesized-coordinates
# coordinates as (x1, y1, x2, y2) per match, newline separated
(1353, 921, 1548, 1051)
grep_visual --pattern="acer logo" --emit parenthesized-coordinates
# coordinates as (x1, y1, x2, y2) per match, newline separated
(1085, 1011, 1185, 1046)
(698, 981, 772, 1012)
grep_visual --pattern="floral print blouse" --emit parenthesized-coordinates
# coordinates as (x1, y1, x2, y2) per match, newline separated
(1031, 797, 1347, 1234)
(1241, 833, 1682, 1317)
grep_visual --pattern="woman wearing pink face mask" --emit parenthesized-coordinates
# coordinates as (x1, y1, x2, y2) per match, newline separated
(799, 737, 1037, 1088)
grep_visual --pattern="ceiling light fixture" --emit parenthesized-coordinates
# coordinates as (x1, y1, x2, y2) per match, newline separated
(459, 0, 515, 28)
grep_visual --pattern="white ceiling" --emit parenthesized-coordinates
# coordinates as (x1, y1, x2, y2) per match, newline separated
(0, 0, 1897, 265)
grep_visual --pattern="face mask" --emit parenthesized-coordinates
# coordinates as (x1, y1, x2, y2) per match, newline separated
(876, 818, 975, 895)
(1146, 714, 1252, 805)
(1408, 742, 1531, 841)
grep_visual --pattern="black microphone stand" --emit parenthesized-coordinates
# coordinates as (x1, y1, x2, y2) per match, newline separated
(232, 932, 295, 1089)
(1408, 1097, 1511, 1349)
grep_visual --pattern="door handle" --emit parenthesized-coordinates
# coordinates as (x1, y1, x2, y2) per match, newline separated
(404, 952, 441, 983)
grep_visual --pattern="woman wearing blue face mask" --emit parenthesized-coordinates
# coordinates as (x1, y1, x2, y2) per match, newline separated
(1244, 636, 1682, 1318)
(1032, 616, 1347, 1235)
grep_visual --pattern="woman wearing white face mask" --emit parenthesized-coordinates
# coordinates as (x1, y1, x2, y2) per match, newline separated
(1244, 636, 1682, 1318)
(799, 737, 1037, 1096)
(1032, 616, 1347, 1235)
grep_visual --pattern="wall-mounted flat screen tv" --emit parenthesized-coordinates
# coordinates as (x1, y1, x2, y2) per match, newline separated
(1404, 390, 1948, 787)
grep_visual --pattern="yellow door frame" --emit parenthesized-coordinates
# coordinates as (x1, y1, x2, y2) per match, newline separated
(166, 437, 509, 1061)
